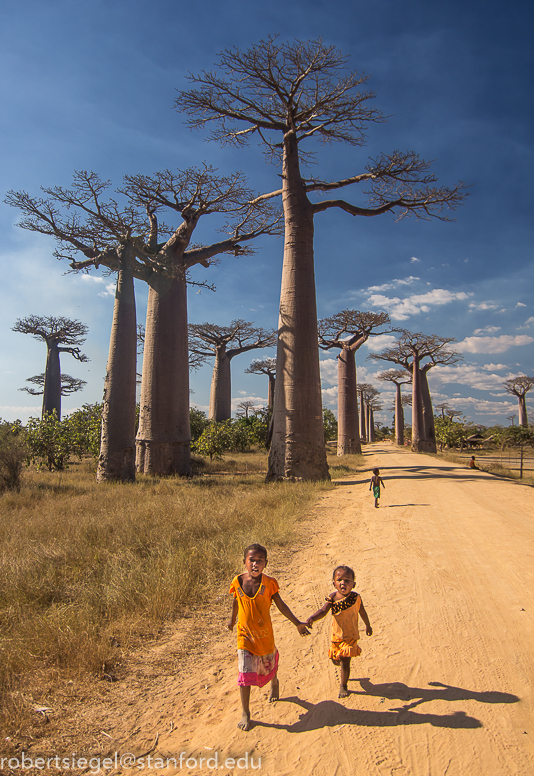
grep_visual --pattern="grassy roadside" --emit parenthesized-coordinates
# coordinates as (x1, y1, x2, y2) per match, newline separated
(0, 449, 364, 739)
(432, 449, 534, 486)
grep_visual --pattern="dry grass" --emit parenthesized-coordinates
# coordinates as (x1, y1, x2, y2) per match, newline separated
(433, 450, 534, 486)
(0, 455, 335, 738)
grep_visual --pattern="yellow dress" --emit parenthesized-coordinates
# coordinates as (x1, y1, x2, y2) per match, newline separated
(328, 591, 362, 660)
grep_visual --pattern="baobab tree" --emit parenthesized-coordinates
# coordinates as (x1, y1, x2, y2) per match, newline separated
(189, 321, 276, 421)
(370, 330, 460, 453)
(504, 376, 534, 427)
(236, 400, 257, 419)
(180, 36, 466, 481)
(7, 168, 277, 480)
(367, 397, 382, 442)
(245, 358, 277, 409)
(12, 316, 88, 420)
(357, 383, 378, 443)
(21, 373, 86, 400)
(378, 369, 412, 446)
(318, 310, 391, 455)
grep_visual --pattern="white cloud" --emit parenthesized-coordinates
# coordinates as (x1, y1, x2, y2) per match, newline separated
(518, 316, 534, 329)
(446, 396, 516, 416)
(321, 386, 338, 406)
(230, 395, 265, 411)
(468, 301, 499, 311)
(364, 334, 398, 351)
(98, 283, 116, 298)
(367, 288, 471, 321)
(320, 358, 338, 385)
(410, 257, 420, 263)
(474, 325, 501, 335)
(366, 276, 420, 293)
(80, 275, 105, 284)
(456, 335, 534, 354)
(516, 302, 527, 308)
(481, 363, 507, 371)
(429, 363, 514, 391)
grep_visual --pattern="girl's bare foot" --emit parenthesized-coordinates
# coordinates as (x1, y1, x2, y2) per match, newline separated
(339, 684, 350, 698)
(269, 676, 279, 702)
(238, 712, 251, 731)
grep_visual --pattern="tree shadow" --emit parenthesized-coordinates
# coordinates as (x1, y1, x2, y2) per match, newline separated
(252, 696, 482, 732)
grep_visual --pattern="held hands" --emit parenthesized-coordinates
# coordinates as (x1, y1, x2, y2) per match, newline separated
(296, 622, 310, 636)
(305, 617, 314, 628)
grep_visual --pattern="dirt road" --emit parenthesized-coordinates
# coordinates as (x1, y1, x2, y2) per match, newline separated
(108, 443, 534, 775)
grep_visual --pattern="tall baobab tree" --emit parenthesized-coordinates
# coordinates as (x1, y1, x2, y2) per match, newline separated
(370, 330, 460, 453)
(367, 396, 382, 442)
(318, 310, 390, 455)
(378, 369, 412, 446)
(12, 316, 88, 420)
(357, 383, 378, 443)
(245, 358, 277, 409)
(189, 321, 276, 421)
(504, 376, 534, 427)
(179, 37, 466, 481)
(7, 168, 277, 480)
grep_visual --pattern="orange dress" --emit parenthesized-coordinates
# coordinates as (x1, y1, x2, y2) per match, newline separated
(230, 574, 280, 687)
(328, 592, 362, 660)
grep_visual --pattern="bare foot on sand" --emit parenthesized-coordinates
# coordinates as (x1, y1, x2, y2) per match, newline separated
(338, 684, 350, 698)
(238, 712, 251, 731)
(269, 677, 279, 702)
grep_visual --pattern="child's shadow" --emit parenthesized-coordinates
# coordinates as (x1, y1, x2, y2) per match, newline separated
(352, 678, 519, 711)
(254, 696, 482, 732)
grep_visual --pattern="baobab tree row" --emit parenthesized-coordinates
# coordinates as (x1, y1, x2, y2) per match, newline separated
(7, 37, 467, 483)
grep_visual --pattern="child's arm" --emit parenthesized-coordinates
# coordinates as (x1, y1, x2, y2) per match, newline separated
(305, 598, 332, 627)
(380, 477, 385, 489)
(227, 598, 238, 631)
(272, 592, 309, 635)
(359, 600, 373, 636)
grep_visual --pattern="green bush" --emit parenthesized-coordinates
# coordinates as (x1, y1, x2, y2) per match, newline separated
(0, 420, 28, 492)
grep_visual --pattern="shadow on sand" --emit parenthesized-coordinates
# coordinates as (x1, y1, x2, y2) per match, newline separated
(251, 678, 518, 732)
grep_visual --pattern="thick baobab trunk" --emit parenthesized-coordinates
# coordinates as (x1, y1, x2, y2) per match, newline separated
(360, 392, 367, 442)
(97, 265, 137, 482)
(518, 395, 528, 427)
(267, 374, 275, 410)
(136, 274, 192, 476)
(267, 133, 329, 481)
(208, 348, 232, 421)
(42, 341, 62, 418)
(337, 349, 361, 455)
(420, 368, 437, 453)
(411, 362, 434, 452)
(394, 384, 405, 446)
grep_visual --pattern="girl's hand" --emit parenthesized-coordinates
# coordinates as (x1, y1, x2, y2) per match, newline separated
(227, 620, 235, 631)
(296, 622, 310, 636)
(366, 625, 373, 636)
(305, 617, 314, 628)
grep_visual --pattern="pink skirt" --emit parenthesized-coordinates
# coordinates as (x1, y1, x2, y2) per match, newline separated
(237, 649, 279, 687)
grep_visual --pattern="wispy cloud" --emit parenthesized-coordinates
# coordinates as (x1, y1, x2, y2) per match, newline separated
(456, 335, 534, 354)
(474, 325, 501, 335)
(517, 316, 534, 329)
(366, 276, 420, 293)
(410, 257, 420, 263)
(429, 364, 515, 391)
(468, 301, 500, 311)
(516, 302, 527, 308)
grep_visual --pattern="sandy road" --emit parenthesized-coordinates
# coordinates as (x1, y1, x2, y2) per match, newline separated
(113, 443, 534, 776)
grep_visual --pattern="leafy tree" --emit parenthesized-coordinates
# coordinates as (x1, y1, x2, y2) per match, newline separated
(434, 416, 468, 451)
(26, 412, 75, 471)
(190, 407, 210, 443)
(0, 420, 28, 492)
(319, 310, 391, 455)
(66, 403, 103, 459)
(503, 376, 534, 427)
(180, 37, 466, 481)
(323, 407, 338, 443)
(189, 320, 276, 421)
(12, 316, 88, 420)
(192, 421, 235, 461)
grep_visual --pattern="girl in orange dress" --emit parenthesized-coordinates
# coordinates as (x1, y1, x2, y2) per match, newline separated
(228, 543, 309, 730)
(306, 565, 372, 697)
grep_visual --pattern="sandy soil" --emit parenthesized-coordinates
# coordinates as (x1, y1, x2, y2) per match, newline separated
(66, 443, 534, 775)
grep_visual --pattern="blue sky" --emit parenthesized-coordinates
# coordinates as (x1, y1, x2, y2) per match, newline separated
(1, 0, 533, 428)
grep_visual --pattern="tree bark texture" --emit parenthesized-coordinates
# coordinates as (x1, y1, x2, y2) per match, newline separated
(519, 396, 528, 427)
(368, 405, 375, 442)
(420, 367, 437, 453)
(267, 134, 329, 481)
(42, 341, 62, 419)
(209, 348, 232, 422)
(394, 384, 405, 446)
(360, 392, 367, 442)
(336, 349, 361, 455)
(267, 374, 275, 409)
(136, 274, 192, 476)
(97, 265, 137, 482)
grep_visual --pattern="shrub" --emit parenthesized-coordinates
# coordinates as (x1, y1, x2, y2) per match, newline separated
(0, 420, 28, 492)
